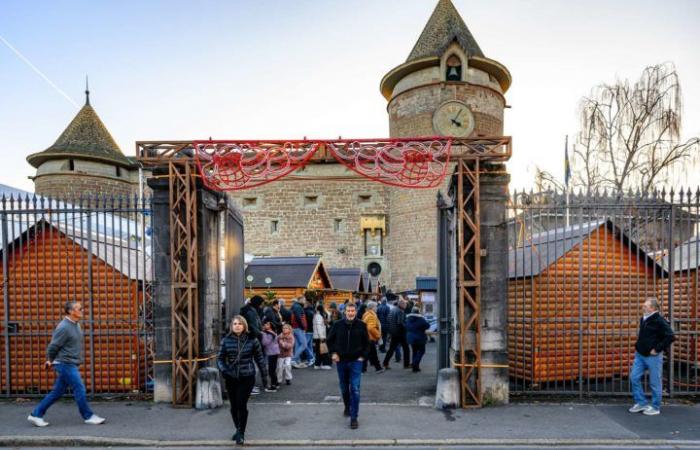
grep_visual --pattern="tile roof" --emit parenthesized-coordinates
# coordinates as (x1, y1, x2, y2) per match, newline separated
(407, 0, 484, 62)
(26, 101, 134, 169)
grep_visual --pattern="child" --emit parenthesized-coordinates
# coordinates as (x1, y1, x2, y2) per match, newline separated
(277, 324, 295, 385)
(261, 320, 280, 391)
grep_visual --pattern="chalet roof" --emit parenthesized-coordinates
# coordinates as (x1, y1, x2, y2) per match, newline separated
(0, 185, 151, 282)
(26, 95, 135, 169)
(509, 219, 659, 279)
(664, 236, 700, 272)
(328, 268, 362, 292)
(416, 276, 437, 291)
(245, 256, 332, 289)
(407, 0, 484, 62)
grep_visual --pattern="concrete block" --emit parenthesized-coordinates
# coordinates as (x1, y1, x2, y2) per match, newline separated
(435, 368, 460, 409)
(195, 367, 223, 410)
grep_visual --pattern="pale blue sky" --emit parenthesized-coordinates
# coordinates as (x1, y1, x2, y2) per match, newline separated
(1, 0, 699, 192)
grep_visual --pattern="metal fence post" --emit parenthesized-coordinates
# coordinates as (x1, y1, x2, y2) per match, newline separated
(2, 209, 10, 395)
(86, 205, 96, 396)
(667, 204, 675, 397)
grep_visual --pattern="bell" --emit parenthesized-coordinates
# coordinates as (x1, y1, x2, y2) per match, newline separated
(447, 66, 460, 80)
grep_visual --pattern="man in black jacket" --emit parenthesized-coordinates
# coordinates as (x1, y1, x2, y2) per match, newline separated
(382, 299, 410, 369)
(327, 303, 369, 429)
(629, 297, 674, 416)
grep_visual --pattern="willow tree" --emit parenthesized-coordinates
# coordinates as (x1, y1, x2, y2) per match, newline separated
(571, 63, 698, 194)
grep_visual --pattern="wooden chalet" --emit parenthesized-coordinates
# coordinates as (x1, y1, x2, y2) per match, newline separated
(664, 236, 700, 368)
(508, 220, 661, 384)
(325, 268, 365, 305)
(244, 256, 332, 300)
(0, 217, 150, 394)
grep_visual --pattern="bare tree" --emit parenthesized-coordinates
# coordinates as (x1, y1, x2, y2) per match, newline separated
(570, 63, 698, 193)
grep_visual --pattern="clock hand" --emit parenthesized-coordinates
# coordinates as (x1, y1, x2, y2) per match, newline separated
(452, 108, 463, 121)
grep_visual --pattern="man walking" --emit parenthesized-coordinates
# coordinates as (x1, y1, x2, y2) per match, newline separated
(27, 300, 106, 427)
(383, 299, 410, 369)
(376, 298, 390, 353)
(290, 296, 309, 368)
(629, 297, 674, 416)
(327, 303, 369, 429)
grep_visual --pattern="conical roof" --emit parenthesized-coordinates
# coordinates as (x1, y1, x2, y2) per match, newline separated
(407, 0, 484, 62)
(27, 96, 134, 169)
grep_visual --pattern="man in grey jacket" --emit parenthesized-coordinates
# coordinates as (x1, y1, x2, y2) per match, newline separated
(27, 300, 105, 427)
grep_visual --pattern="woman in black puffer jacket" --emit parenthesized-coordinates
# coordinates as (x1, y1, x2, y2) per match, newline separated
(217, 315, 268, 445)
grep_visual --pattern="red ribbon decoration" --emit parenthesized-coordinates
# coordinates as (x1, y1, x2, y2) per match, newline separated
(193, 138, 452, 191)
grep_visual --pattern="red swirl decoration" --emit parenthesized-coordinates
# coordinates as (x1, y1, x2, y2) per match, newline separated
(193, 138, 452, 191)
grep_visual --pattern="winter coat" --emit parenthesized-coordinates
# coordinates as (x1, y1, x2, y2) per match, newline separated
(377, 302, 390, 328)
(290, 302, 306, 330)
(217, 332, 268, 380)
(362, 310, 381, 342)
(386, 306, 406, 336)
(304, 306, 315, 333)
(263, 306, 283, 334)
(313, 312, 327, 340)
(261, 330, 280, 356)
(278, 332, 295, 358)
(635, 312, 675, 356)
(405, 313, 430, 345)
(240, 304, 263, 338)
(327, 318, 370, 362)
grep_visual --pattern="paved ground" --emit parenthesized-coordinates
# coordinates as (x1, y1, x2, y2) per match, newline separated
(2, 342, 700, 448)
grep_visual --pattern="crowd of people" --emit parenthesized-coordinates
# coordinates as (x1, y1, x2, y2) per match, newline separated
(216, 292, 431, 442)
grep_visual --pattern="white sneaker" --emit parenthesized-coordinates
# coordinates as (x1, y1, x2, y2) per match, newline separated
(27, 415, 49, 427)
(643, 407, 660, 416)
(313, 365, 320, 370)
(628, 403, 649, 413)
(84, 415, 106, 425)
(321, 365, 333, 370)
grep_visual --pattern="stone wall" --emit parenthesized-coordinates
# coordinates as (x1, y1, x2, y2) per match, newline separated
(34, 173, 137, 200)
(227, 164, 393, 284)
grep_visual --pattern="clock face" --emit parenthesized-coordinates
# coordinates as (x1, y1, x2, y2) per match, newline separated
(432, 101, 475, 137)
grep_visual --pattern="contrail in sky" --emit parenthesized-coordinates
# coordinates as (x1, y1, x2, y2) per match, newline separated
(0, 34, 79, 108)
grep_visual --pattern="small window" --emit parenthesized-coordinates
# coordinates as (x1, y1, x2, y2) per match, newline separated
(304, 195, 318, 206)
(270, 220, 279, 234)
(243, 197, 257, 207)
(334, 218, 343, 233)
(116, 166, 122, 177)
(68, 159, 75, 171)
(358, 194, 372, 204)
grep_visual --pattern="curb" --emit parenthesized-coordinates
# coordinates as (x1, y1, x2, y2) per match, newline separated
(3, 436, 700, 447)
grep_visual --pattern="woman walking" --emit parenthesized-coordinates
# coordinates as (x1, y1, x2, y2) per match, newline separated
(361, 301, 385, 373)
(313, 304, 332, 369)
(217, 315, 268, 445)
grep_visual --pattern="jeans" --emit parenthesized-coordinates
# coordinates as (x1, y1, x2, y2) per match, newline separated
(304, 332, 315, 365)
(411, 342, 426, 370)
(336, 360, 362, 420)
(224, 374, 255, 433)
(631, 351, 663, 409)
(32, 363, 94, 420)
(292, 328, 307, 363)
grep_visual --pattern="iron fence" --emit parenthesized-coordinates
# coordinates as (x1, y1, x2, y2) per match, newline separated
(508, 188, 700, 396)
(0, 192, 153, 397)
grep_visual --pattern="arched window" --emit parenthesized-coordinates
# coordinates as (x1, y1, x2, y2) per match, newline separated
(446, 55, 462, 81)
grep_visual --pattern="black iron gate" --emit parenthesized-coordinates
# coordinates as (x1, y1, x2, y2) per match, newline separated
(0, 192, 153, 397)
(508, 189, 699, 396)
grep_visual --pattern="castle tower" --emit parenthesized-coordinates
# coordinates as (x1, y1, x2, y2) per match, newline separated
(27, 87, 139, 199)
(381, 0, 511, 290)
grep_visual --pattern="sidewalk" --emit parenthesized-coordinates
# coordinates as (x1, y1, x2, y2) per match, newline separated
(2, 400, 700, 447)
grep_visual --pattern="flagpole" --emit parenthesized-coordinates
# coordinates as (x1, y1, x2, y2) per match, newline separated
(565, 135, 570, 228)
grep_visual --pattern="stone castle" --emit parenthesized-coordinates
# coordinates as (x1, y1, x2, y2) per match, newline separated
(227, 0, 511, 291)
(27, 0, 511, 292)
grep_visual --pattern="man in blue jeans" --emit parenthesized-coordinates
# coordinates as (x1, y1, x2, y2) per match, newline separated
(27, 300, 106, 427)
(327, 303, 369, 429)
(629, 297, 674, 416)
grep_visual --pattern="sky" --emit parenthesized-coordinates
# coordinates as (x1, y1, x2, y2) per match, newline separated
(1, 0, 699, 193)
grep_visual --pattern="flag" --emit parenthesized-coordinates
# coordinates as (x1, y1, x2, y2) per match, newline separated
(564, 135, 571, 188)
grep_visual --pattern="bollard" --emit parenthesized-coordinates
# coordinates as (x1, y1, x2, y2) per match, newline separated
(434, 368, 460, 409)
(195, 367, 223, 410)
